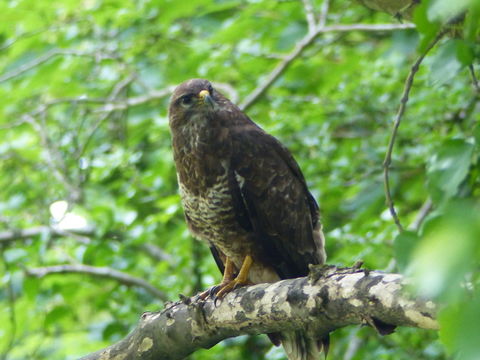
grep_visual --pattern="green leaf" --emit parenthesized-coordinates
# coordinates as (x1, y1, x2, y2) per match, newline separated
(463, 1, 480, 41)
(454, 39, 475, 66)
(412, 1, 441, 52)
(44, 305, 71, 329)
(428, 0, 471, 22)
(430, 40, 463, 85)
(393, 231, 419, 272)
(426, 139, 474, 204)
(409, 201, 480, 299)
(439, 289, 480, 360)
(23, 276, 40, 300)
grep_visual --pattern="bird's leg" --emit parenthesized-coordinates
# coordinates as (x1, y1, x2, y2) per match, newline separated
(219, 257, 237, 286)
(197, 257, 236, 300)
(215, 255, 253, 299)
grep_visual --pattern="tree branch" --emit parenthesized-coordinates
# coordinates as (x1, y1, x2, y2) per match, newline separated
(239, 23, 415, 111)
(0, 27, 53, 52)
(0, 225, 95, 244)
(0, 49, 116, 83)
(302, 0, 317, 33)
(409, 198, 433, 231)
(79, 265, 438, 360)
(0, 224, 176, 266)
(140, 243, 176, 265)
(92, 86, 175, 112)
(26, 264, 168, 302)
(382, 28, 448, 233)
(318, 0, 331, 28)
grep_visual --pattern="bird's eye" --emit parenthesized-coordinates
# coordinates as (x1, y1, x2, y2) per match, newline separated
(180, 94, 194, 108)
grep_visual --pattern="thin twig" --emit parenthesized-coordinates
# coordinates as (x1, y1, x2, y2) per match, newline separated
(318, 0, 331, 28)
(239, 28, 318, 111)
(383, 28, 448, 232)
(301, 0, 317, 32)
(469, 64, 480, 93)
(408, 198, 433, 231)
(0, 28, 51, 52)
(0, 19, 89, 52)
(0, 224, 176, 264)
(320, 23, 415, 31)
(140, 243, 175, 265)
(92, 86, 175, 113)
(26, 264, 168, 301)
(46, 96, 111, 106)
(0, 49, 116, 83)
(21, 86, 174, 121)
(239, 22, 415, 110)
(23, 112, 80, 199)
(77, 74, 136, 158)
(5, 96, 107, 130)
(0, 118, 29, 130)
(0, 225, 95, 244)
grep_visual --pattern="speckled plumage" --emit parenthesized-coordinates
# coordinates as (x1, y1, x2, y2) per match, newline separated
(168, 79, 327, 360)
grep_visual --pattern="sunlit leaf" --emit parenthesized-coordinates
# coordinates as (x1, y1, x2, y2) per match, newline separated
(439, 289, 480, 360)
(430, 40, 463, 85)
(428, 0, 471, 22)
(426, 139, 474, 204)
(409, 201, 480, 299)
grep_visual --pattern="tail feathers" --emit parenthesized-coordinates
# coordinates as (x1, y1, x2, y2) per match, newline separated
(280, 331, 328, 360)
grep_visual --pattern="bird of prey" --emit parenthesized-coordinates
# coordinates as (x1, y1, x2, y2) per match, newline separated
(168, 78, 327, 360)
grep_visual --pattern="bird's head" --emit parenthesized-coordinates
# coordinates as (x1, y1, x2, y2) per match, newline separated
(168, 79, 223, 129)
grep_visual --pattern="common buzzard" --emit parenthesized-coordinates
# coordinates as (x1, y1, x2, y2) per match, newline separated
(168, 78, 326, 360)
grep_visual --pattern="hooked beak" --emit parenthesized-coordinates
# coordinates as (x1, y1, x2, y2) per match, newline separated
(198, 89, 215, 108)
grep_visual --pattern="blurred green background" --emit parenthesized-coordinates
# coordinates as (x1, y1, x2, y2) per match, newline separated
(0, 0, 479, 359)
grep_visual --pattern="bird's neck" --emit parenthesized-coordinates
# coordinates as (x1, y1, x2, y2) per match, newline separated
(173, 114, 229, 156)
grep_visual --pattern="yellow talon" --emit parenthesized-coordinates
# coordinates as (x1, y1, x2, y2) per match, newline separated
(215, 255, 253, 299)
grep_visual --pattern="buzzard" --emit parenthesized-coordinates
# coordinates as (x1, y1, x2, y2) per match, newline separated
(168, 79, 326, 360)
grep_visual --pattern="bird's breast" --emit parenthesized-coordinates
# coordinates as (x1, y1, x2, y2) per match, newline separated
(178, 169, 240, 240)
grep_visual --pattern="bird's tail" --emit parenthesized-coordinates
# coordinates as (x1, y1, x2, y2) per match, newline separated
(279, 331, 328, 360)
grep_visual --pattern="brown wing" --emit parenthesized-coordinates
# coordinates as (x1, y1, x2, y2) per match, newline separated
(230, 124, 323, 278)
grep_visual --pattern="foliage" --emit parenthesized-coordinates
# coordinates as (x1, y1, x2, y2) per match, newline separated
(0, 0, 479, 359)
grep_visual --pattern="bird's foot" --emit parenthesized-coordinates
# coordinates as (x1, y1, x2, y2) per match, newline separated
(213, 277, 248, 299)
(195, 287, 216, 301)
(214, 254, 253, 300)
(196, 255, 253, 304)
(194, 279, 244, 304)
(193, 280, 233, 302)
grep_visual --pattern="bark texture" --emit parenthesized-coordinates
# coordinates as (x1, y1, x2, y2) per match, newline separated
(79, 265, 438, 360)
